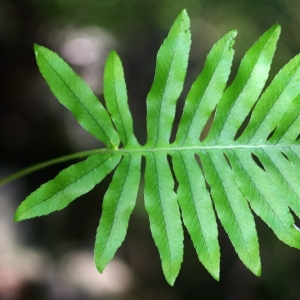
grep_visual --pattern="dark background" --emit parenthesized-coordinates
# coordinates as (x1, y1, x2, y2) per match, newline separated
(1, 0, 300, 299)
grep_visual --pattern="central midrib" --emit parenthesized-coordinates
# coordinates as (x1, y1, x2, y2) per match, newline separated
(119, 143, 300, 153)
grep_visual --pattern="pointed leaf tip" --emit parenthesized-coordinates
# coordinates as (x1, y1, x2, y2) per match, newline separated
(179, 8, 188, 17)
(33, 43, 40, 56)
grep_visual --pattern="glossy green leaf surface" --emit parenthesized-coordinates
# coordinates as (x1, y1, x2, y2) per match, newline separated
(3, 9, 300, 285)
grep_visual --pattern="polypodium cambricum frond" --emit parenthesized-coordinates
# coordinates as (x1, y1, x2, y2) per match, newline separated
(2, 9, 300, 285)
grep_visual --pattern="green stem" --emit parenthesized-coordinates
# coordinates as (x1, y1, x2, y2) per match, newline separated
(0, 148, 112, 187)
(1, 143, 296, 187)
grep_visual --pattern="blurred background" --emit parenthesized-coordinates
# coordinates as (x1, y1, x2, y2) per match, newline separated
(1, 0, 300, 299)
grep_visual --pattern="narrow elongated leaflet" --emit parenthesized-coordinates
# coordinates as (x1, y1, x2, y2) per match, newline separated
(175, 30, 236, 146)
(172, 151, 220, 280)
(200, 150, 261, 276)
(15, 153, 121, 221)
(227, 149, 300, 248)
(144, 152, 183, 285)
(103, 51, 139, 148)
(95, 154, 141, 272)
(268, 94, 300, 143)
(34, 44, 119, 148)
(239, 53, 300, 143)
(280, 148, 300, 218)
(146, 9, 191, 147)
(254, 148, 300, 219)
(205, 24, 280, 145)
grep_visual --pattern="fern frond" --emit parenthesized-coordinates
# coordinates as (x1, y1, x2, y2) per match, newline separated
(3, 9, 300, 285)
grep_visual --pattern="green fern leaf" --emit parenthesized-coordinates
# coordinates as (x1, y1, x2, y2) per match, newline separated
(144, 152, 183, 285)
(2, 9, 300, 285)
(95, 154, 141, 272)
(15, 153, 121, 221)
(146, 9, 191, 147)
(175, 29, 237, 146)
(34, 44, 119, 148)
(103, 50, 139, 147)
(172, 151, 220, 280)
(205, 24, 280, 144)
(200, 149, 261, 276)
